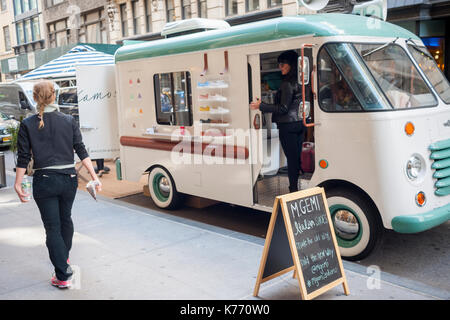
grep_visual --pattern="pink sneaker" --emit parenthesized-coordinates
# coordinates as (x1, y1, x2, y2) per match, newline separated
(51, 275, 72, 289)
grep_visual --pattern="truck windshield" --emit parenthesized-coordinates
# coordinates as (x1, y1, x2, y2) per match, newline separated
(318, 43, 390, 111)
(407, 44, 450, 104)
(354, 43, 437, 109)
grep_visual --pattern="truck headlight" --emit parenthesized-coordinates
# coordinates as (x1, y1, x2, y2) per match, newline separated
(406, 155, 425, 181)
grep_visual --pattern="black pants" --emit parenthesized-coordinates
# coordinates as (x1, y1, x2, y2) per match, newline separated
(278, 122, 305, 193)
(33, 172, 78, 281)
(95, 159, 104, 171)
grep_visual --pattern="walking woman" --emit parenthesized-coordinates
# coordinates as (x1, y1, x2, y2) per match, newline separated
(250, 50, 305, 193)
(14, 80, 102, 289)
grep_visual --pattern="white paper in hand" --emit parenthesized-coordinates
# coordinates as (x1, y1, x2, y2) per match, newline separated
(86, 180, 99, 201)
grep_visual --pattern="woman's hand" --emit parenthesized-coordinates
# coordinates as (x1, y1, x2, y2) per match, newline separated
(15, 182, 30, 203)
(14, 167, 29, 203)
(93, 178, 102, 192)
(250, 98, 261, 110)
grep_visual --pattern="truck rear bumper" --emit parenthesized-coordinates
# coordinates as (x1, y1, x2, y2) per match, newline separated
(391, 202, 450, 233)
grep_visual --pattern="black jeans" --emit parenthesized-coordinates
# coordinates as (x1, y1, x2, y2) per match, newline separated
(278, 122, 305, 193)
(33, 172, 78, 281)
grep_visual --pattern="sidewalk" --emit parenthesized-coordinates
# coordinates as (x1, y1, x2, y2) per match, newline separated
(0, 184, 447, 300)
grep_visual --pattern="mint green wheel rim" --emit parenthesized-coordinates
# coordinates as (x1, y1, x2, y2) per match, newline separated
(330, 204, 363, 248)
(152, 173, 170, 202)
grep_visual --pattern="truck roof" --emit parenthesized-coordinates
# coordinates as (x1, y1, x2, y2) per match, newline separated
(115, 13, 419, 63)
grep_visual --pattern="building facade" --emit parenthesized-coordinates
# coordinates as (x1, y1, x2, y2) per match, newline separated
(1, 0, 449, 82)
(0, 0, 46, 80)
(42, 0, 112, 47)
(111, 0, 299, 42)
(12, 0, 45, 55)
(0, 0, 16, 81)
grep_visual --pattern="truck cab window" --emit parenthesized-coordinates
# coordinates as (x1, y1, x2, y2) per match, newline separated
(318, 48, 362, 112)
(154, 71, 192, 126)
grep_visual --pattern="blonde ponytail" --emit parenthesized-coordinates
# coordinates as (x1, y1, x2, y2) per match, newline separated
(33, 80, 56, 130)
(37, 104, 45, 129)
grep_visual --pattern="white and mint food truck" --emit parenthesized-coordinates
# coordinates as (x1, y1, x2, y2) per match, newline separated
(77, 13, 450, 260)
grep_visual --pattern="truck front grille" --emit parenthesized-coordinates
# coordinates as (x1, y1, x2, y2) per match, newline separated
(430, 138, 450, 196)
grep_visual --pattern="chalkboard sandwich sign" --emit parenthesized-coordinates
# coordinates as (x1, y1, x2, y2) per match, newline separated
(253, 187, 350, 300)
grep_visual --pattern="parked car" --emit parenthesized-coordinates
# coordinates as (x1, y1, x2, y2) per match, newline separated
(0, 111, 19, 148)
(0, 81, 60, 121)
(0, 82, 37, 120)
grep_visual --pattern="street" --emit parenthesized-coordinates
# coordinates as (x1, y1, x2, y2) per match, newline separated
(1, 147, 449, 296)
(2, 148, 447, 294)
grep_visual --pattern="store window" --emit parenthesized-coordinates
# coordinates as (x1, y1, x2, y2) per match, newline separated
(246, 0, 259, 12)
(267, 0, 281, 7)
(16, 22, 24, 44)
(32, 16, 41, 40)
(144, 0, 152, 33)
(3, 26, 11, 51)
(46, 0, 64, 7)
(24, 19, 32, 43)
(79, 9, 106, 43)
(14, 0, 22, 15)
(166, 0, 175, 22)
(1, 0, 7, 11)
(120, 3, 128, 37)
(198, 0, 207, 18)
(225, 0, 238, 16)
(421, 37, 445, 71)
(48, 19, 69, 48)
(182, 0, 191, 19)
(131, 0, 139, 35)
(153, 71, 192, 126)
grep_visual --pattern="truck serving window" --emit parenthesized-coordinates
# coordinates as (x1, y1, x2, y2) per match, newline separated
(318, 43, 389, 112)
(407, 44, 450, 104)
(354, 43, 437, 109)
(153, 71, 192, 126)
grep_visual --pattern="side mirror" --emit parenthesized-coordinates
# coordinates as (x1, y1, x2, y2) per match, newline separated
(298, 56, 310, 86)
(20, 101, 30, 110)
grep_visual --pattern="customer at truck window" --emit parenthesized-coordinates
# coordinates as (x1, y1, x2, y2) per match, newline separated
(14, 80, 102, 289)
(250, 50, 305, 193)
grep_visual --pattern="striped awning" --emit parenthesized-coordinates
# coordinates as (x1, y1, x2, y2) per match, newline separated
(18, 45, 115, 81)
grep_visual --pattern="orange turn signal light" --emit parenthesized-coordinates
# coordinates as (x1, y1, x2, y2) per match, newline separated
(319, 159, 328, 169)
(405, 122, 415, 136)
(415, 191, 426, 207)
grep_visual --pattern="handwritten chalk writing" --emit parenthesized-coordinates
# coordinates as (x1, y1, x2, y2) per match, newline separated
(310, 248, 335, 263)
(314, 214, 328, 226)
(283, 192, 343, 296)
(311, 259, 329, 275)
(300, 256, 310, 267)
(295, 237, 314, 250)
(289, 195, 321, 218)
(307, 267, 339, 288)
(293, 219, 315, 235)
(321, 232, 331, 241)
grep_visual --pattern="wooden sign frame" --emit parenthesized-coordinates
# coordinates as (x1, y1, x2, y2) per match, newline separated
(253, 187, 350, 300)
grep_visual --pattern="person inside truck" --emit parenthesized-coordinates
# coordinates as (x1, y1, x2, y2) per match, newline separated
(250, 50, 305, 193)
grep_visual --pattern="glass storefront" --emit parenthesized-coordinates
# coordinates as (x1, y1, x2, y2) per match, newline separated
(421, 37, 445, 72)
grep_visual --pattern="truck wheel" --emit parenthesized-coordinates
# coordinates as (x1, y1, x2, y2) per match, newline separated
(148, 167, 182, 209)
(326, 188, 383, 261)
